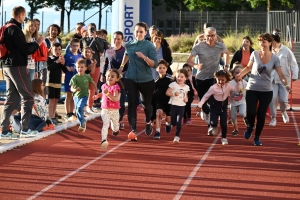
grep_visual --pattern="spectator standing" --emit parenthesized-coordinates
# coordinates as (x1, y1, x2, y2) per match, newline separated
(46, 43, 68, 125)
(80, 23, 105, 114)
(230, 36, 255, 69)
(32, 18, 48, 94)
(0, 6, 44, 139)
(44, 24, 62, 56)
(64, 38, 82, 121)
(23, 19, 39, 80)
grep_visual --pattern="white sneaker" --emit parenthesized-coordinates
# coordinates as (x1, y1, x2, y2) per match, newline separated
(173, 136, 180, 143)
(101, 140, 109, 150)
(207, 126, 218, 136)
(269, 118, 277, 126)
(20, 129, 38, 138)
(282, 111, 289, 123)
(212, 127, 218, 135)
(86, 107, 96, 114)
(221, 138, 228, 145)
(207, 126, 213, 136)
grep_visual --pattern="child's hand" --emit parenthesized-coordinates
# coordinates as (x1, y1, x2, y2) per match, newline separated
(103, 88, 109, 94)
(66, 66, 74, 72)
(93, 94, 100, 100)
(60, 56, 65, 65)
(195, 106, 201, 112)
(195, 63, 203, 70)
(174, 91, 179, 96)
(76, 87, 81, 92)
(100, 75, 105, 82)
(193, 88, 198, 96)
(184, 97, 188, 103)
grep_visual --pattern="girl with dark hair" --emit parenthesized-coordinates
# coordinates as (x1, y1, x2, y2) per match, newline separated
(269, 29, 298, 126)
(120, 22, 158, 141)
(196, 70, 236, 145)
(236, 33, 291, 146)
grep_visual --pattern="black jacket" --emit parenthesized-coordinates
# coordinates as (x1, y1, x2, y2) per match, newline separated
(230, 46, 255, 69)
(2, 18, 39, 67)
(46, 56, 68, 84)
(161, 44, 173, 75)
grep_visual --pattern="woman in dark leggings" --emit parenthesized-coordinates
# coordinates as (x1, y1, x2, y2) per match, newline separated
(120, 22, 158, 141)
(237, 33, 291, 146)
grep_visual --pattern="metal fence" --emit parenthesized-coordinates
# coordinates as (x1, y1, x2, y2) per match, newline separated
(152, 10, 300, 42)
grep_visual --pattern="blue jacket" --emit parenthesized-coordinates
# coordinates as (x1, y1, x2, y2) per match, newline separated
(125, 39, 158, 83)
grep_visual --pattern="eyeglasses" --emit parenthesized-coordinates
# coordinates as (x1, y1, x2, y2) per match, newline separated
(206, 34, 216, 38)
(72, 44, 80, 47)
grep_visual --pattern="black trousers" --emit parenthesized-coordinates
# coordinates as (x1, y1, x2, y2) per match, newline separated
(170, 105, 185, 137)
(125, 79, 154, 131)
(246, 90, 273, 138)
(196, 78, 215, 114)
(209, 96, 228, 138)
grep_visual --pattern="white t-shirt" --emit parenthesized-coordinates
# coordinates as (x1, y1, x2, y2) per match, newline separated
(229, 79, 247, 106)
(168, 82, 190, 106)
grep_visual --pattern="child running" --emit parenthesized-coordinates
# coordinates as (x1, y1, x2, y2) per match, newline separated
(182, 64, 197, 125)
(70, 59, 98, 132)
(166, 69, 190, 143)
(153, 60, 173, 139)
(93, 69, 124, 150)
(229, 64, 248, 136)
(196, 70, 236, 145)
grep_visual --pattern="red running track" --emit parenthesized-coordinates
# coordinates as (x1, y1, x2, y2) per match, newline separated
(0, 82, 300, 199)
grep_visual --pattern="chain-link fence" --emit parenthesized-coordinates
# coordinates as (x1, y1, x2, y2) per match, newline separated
(152, 10, 300, 42)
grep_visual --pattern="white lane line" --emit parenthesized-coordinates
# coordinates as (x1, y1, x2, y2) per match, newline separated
(290, 111, 300, 143)
(173, 134, 220, 200)
(27, 130, 143, 200)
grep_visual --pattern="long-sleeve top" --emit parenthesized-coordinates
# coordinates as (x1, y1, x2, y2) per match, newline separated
(185, 76, 196, 99)
(125, 39, 158, 83)
(46, 55, 68, 88)
(198, 83, 237, 108)
(271, 44, 299, 84)
(2, 18, 39, 67)
(102, 46, 128, 76)
(154, 74, 173, 104)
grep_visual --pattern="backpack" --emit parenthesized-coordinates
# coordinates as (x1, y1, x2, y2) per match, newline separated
(0, 23, 16, 59)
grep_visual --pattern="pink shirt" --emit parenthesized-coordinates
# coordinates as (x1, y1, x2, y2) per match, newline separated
(198, 83, 237, 108)
(101, 83, 121, 109)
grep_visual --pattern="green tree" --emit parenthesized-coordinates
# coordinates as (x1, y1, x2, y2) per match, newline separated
(44, 0, 66, 33)
(25, 0, 47, 19)
(247, 0, 296, 10)
(89, 0, 112, 30)
(152, 0, 188, 11)
(65, 0, 93, 32)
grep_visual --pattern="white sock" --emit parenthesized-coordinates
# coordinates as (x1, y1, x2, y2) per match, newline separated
(165, 122, 170, 126)
(156, 128, 160, 132)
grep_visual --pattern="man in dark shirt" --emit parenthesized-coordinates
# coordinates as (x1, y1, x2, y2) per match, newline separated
(0, 6, 44, 139)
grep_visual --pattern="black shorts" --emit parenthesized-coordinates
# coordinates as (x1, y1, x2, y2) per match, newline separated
(47, 86, 61, 99)
(156, 103, 170, 116)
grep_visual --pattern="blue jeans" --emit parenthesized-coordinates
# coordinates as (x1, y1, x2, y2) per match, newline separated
(28, 69, 35, 80)
(73, 96, 88, 126)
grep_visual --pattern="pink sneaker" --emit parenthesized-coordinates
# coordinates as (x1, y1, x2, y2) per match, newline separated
(186, 118, 191, 124)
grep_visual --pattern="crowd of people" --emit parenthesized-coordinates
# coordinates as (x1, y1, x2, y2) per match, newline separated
(0, 6, 298, 149)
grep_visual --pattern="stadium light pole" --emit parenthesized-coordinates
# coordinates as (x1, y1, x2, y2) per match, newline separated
(105, 6, 111, 31)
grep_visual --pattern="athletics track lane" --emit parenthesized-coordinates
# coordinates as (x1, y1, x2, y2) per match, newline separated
(0, 82, 300, 199)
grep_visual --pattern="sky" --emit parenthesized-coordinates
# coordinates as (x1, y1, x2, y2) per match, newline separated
(0, 0, 112, 34)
